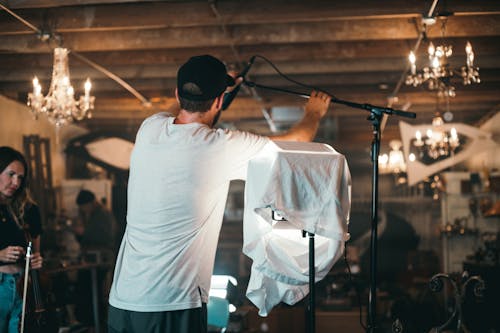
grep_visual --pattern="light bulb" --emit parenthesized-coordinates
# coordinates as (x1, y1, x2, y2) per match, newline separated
(84, 79, 92, 93)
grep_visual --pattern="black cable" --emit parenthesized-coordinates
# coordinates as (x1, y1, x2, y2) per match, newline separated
(250, 55, 339, 100)
(343, 242, 368, 331)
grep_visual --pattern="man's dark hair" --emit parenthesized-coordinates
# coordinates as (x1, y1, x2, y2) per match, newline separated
(176, 55, 233, 113)
(178, 95, 216, 113)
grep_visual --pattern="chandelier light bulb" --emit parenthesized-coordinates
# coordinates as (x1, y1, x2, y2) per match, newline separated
(414, 130, 424, 146)
(84, 79, 92, 94)
(409, 51, 416, 64)
(379, 153, 389, 166)
(32, 77, 41, 95)
(409, 51, 417, 74)
(431, 56, 440, 69)
(428, 42, 435, 57)
(465, 41, 472, 54)
(450, 127, 457, 139)
(465, 42, 474, 67)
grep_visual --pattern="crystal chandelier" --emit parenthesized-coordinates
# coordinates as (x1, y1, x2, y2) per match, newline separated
(27, 48, 95, 127)
(405, 18, 480, 97)
(379, 140, 406, 173)
(410, 112, 460, 162)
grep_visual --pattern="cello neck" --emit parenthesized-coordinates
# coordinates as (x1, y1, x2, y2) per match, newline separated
(23, 228, 45, 312)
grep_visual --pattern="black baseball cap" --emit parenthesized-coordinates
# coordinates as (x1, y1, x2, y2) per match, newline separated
(177, 55, 235, 101)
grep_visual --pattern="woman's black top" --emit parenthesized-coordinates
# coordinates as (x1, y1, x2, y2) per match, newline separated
(0, 203, 43, 265)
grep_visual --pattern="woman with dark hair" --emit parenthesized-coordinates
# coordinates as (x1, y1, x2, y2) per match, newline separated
(0, 146, 43, 333)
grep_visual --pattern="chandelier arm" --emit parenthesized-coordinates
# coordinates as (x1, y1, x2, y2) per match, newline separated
(0, 3, 41, 33)
(209, 0, 262, 105)
(70, 51, 151, 107)
(382, 0, 440, 131)
(389, 0, 440, 99)
(426, 0, 440, 19)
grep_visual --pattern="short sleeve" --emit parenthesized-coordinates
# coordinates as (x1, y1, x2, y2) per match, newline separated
(220, 129, 271, 180)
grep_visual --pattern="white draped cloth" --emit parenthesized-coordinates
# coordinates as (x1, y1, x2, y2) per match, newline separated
(243, 141, 351, 316)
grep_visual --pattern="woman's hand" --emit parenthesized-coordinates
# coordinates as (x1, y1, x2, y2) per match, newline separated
(30, 252, 43, 269)
(0, 246, 25, 263)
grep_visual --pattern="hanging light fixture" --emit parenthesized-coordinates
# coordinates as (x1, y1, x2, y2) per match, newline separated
(409, 95, 462, 163)
(412, 114, 460, 160)
(27, 47, 95, 127)
(405, 17, 480, 97)
(379, 140, 407, 184)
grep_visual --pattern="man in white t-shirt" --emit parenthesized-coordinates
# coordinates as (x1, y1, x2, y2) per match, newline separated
(107, 54, 331, 333)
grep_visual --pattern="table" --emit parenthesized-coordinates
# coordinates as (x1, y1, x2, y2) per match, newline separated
(45, 262, 111, 333)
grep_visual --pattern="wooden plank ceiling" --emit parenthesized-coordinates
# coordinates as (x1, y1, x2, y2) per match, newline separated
(1, 0, 499, 171)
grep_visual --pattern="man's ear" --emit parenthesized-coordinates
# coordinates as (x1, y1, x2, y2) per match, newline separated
(175, 88, 179, 102)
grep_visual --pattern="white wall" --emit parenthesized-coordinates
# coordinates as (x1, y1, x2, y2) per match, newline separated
(465, 111, 500, 172)
(0, 95, 87, 186)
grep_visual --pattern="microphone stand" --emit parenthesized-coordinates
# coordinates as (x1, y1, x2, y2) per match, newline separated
(244, 80, 416, 333)
(304, 230, 315, 333)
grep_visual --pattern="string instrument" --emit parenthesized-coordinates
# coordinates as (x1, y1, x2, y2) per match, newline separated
(18, 228, 59, 333)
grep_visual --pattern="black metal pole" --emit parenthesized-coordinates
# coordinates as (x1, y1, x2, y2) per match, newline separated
(309, 232, 315, 333)
(367, 112, 382, 332)
(243, 81, 416, 119)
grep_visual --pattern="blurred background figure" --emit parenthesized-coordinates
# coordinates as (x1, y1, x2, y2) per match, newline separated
(74, 189, 116, 263)
(73, 189, 116, 327)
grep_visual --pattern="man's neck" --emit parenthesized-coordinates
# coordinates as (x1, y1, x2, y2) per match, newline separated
(174, 109, 214, 127)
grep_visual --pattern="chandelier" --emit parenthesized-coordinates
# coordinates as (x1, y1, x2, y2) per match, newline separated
(27, 47, 95, 127)
(409, 111, 461, 162)
(379, 140, 407, 183)
(405, 19, 480, 97)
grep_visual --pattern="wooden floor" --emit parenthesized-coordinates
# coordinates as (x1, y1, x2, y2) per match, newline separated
(240, 306, 364, 333)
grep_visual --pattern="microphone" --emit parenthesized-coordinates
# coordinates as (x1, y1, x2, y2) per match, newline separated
(222, 56, 256, 110)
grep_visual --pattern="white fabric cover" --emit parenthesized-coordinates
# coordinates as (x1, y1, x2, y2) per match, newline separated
(243, 141, 351, 316)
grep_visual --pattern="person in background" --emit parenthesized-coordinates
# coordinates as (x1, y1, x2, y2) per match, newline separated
(107, 54, 331, 333)
(0, 146, 43, 333)
(74, 189, 116, 262)
(73, 189, 116, 327)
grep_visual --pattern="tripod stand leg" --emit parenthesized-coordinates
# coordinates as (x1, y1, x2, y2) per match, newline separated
(308, 232, 315, 333)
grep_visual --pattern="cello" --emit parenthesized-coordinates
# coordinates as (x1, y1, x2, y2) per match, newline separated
(18, 230, 59, 333)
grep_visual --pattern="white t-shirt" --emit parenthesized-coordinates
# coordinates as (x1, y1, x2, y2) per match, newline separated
(108, 113, 270, 312)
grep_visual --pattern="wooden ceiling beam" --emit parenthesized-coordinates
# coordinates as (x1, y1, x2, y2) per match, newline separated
(1, 15, 499, 53)
(2, 37, 499, 70)
(2, 0, 499, 33)
(2, 57, 499, 88)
